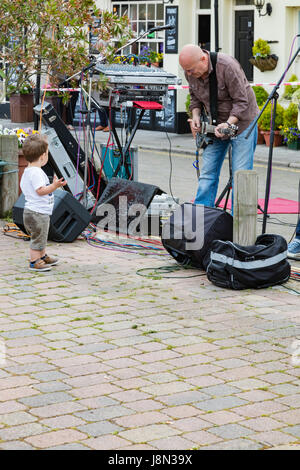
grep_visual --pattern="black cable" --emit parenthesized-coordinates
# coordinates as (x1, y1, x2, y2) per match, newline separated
(136, 264, 206, 279)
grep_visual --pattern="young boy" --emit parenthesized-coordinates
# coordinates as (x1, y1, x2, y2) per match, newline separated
(20, 134, 66, 272)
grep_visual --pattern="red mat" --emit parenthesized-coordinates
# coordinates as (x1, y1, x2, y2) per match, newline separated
(217, 197, 299, 214)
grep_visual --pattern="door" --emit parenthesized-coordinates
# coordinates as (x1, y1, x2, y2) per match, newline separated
(235, 10, 254, 81)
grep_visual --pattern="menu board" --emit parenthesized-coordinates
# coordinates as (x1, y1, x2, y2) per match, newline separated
(165, 6, 178, 54)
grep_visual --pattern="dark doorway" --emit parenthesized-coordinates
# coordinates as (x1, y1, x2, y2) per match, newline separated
(198, 15, 211, 51)
(235, 10, 254, 81)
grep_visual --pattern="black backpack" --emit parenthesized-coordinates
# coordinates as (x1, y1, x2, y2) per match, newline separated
(161, 203, 233, 270)
(206, 234, 290, 290)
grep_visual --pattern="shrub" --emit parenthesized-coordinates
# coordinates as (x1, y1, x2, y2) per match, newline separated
(252, 39, 271, 58)
(283, 103, 298, 129)
(252, 86, 268, 106)
(282, 74, 300, 100)
(258, 102, 285, 131)
(185, 93, 192, 118)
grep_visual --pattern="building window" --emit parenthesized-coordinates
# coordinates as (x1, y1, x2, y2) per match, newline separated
(199, 0, 211, 8)
(235, 0, 254, 5)
(112, 1, 164, 56)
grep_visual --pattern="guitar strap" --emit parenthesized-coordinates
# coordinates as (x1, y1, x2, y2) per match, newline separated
(209, 52, 218, 125)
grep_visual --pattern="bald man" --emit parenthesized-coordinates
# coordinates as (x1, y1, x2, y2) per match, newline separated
(179, 45, 259, 209)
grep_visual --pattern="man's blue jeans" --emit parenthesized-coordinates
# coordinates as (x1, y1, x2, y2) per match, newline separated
(194, 122, 258, 209)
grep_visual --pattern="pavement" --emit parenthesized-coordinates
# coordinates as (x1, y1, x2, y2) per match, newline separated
(0, 118, 300, 451)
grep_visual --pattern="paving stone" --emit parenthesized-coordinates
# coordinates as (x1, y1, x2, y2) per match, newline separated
(114, 411, 169, 428)
(199, 410, 244, 425)
(0, 423, 47, 441)
(0, 441, 36, 450)
(195, 396, 248, 412)
(25, 429, 87, 449)
(199, 384, 241, 397)
(30, 401, 87, 418)
(281, 425, 300, 438)
(75, 405, 134, 422)
(157, 390, 210, 407)
(272, 409, 300, 425)
(209, 423, 256, 439)
(250, 430, 299, 447)
(18, 391, 74, 408)
(78, 420, 123, 437)
(0, 411, 37, 426)
(119, 424, 178, 443)
(40, 414, 86, 429)
(149, 435, 196, 450)
(182, 430, 222, 446)
(241, 417, 283, 432)
(199, 439, 264, 450)
(84, 435, 130, 450)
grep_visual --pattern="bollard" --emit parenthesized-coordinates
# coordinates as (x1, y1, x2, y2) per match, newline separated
(0, 135, 19, 217)
(233, 170, 258, 246)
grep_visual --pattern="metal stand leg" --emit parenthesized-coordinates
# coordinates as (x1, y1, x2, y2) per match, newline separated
(215, 145, 233, 211)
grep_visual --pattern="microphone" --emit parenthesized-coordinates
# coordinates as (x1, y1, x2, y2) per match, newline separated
(148, 24, 174, 33)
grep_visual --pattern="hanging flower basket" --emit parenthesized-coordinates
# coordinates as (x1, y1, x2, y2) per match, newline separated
(249, 54, 278, 72)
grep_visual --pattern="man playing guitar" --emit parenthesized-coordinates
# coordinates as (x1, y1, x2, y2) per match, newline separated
(179, 45, 259, 210)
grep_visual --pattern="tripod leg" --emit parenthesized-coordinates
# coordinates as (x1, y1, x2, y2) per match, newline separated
(215, 144, 232, 210)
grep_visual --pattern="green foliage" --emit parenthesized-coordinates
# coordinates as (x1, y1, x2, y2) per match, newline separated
(252, 38, 271, 58)
(282, 74, 300, 100)
(7, 82, 33, 95)
(0, 0, 133, 96)
(292, 88, 300, 105)
(258, 102, 285, 131)
(185, 93, 191, 118)
(283, 103, 298, 129)
(252, 86, 268, 106)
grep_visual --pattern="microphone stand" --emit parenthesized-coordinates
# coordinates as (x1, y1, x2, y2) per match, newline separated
(246, 44, 300, 234)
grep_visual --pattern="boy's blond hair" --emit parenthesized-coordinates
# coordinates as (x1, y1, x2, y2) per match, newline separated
(22, 134, 48, 163)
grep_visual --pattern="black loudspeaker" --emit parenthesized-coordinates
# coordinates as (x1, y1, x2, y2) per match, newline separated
(13, 190, 92, 243)
(93, 177, 163, 235)
(161, 203, 233, 270)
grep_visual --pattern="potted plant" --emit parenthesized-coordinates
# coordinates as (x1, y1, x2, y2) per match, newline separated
(249, 38, 278, 72)
(6, 81, 34, 124)
(139, 46, 163, 67)
(291, 88, 300, 129)
(0, 1, 133, 124)
(252, 86, 269, 144)
(258, 102, 285, 146)
(279, 102, 300, 150)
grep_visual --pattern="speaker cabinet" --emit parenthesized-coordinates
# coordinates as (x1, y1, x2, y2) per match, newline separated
(13, 190, 92, 243)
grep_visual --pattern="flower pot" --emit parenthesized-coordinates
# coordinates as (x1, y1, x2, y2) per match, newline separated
(287, 140, 300, 150)
(257, 128, 265, 145)
(18, 149, 28, 195)
(249, 55, 278, 72)
(9, 93, 34, 123)
(44, 96, 61, 115)
(261, 130, 283, 147)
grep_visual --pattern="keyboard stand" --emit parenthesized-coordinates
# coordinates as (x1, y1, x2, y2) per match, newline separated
(108, 101, 163, 179)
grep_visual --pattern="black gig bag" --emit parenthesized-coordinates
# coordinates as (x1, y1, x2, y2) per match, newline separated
(161, 203, 233, 270)
(206, 234, 290, 290)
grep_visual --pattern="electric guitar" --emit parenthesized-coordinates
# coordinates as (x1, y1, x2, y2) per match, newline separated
(189, 108, 238, 149)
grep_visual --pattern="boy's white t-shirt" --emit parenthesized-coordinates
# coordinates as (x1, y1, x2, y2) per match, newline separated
(20, 167, 54, 215)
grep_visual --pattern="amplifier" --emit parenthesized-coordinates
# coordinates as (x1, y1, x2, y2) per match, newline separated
(100, 144, 138, 181)
(43, 127, 95, 211)
(13, 190, 92, 243)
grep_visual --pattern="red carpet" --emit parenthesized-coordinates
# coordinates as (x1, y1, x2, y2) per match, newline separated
(217, 198, 299, 214)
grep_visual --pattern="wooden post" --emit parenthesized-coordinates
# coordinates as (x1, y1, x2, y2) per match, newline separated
(233, 170, 258, 246)
(0, 135, 19, 217)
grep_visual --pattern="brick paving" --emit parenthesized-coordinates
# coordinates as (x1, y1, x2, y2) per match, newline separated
(0, 223, 300, 450)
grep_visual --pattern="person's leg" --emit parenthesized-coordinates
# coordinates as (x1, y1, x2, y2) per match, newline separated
(23, 210, 51, 271)
(287, 219, 300, 259)
(194, 138, 230, 207)
(296, 219, 300, 239)
(96, 108, 109, 131)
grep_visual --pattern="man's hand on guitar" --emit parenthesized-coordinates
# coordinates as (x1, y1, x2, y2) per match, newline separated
(215, 121, 238, 139)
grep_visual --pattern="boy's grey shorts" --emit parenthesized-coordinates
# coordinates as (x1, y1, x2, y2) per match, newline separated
(23, 209, 50, 251)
